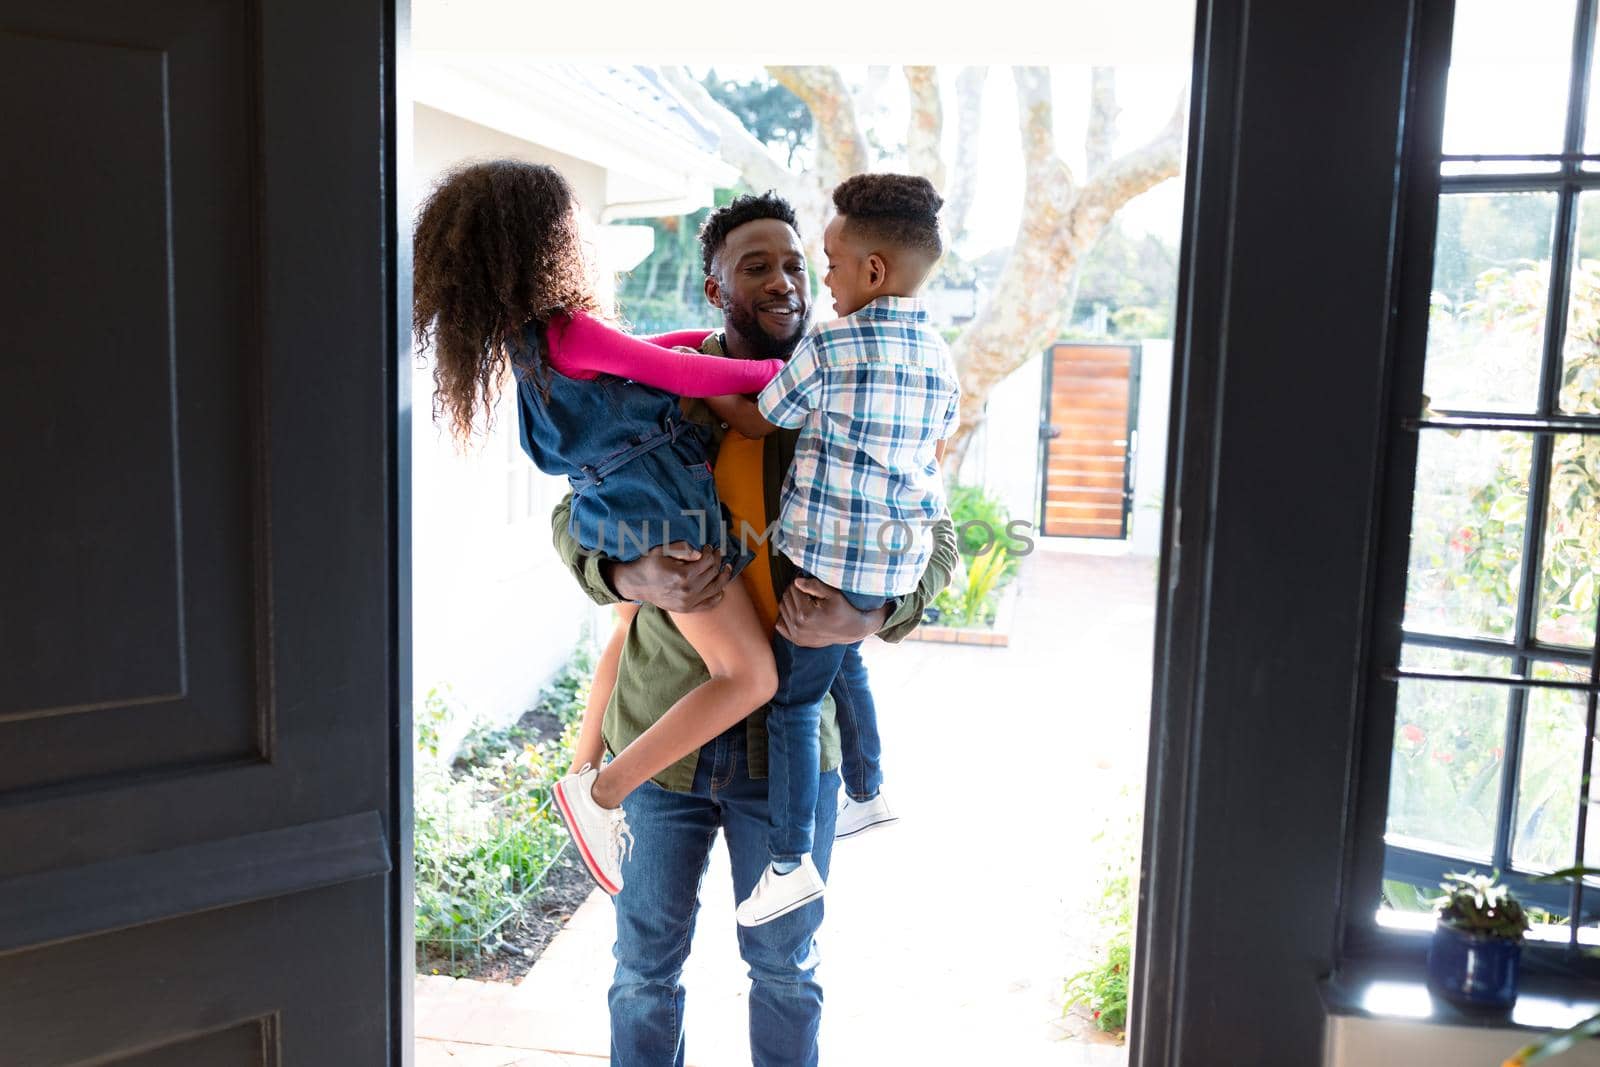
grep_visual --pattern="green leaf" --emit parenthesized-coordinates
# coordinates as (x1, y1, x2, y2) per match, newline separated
(1531, 865, 1600, 884)
(1506, 1011, 1600, 1064)
(1571, 570, 1595, 616)
(1490, 494, 1524, 521)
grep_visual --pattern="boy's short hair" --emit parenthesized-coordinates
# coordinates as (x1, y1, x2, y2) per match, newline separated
(698, 191, 799, 276)
(832, 174, 944, 259)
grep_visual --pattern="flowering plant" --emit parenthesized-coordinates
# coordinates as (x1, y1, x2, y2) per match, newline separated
(1434, 870, 1529, 941)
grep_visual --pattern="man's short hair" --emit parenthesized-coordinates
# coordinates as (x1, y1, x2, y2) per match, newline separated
(698, 191, 799, 276)
(832, 173, 944, 259)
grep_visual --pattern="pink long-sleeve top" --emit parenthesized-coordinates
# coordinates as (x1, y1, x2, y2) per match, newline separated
(546, 311, 782, 397)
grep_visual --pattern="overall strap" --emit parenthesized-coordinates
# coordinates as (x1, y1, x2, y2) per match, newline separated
(569, 417, 692, 494)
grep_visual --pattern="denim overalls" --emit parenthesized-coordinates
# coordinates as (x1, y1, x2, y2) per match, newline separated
(514, 322, 753, 574)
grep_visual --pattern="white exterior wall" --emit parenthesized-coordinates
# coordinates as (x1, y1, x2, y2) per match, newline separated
(410, 104, 612, 758)
(415, 103, 609, 221)
(962, 339, 1173, 558)
(963, 350, 1046, 534)
(1129, 340, 1173, 557)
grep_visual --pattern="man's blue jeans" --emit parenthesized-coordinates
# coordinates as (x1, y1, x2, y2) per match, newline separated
(610, 721, 839, 1067)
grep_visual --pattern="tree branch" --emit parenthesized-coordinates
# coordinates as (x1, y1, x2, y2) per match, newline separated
(1069, 95, 1185, 245)
(659, 66, 797, 199)
(1014, 66, 1067, 188)
(659, 66, 831, 275)
(944, 66, 988, 246)
(1086, 68, 1119, 177)
(767, 65, 869, 191)
(943, 87, 1183, 476)
(904, 66, 945, 189)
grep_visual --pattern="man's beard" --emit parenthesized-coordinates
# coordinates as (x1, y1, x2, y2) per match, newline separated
(726, 300, 807, 360)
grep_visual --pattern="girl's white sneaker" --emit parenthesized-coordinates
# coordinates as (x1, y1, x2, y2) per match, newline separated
(552, 765, 633, 896)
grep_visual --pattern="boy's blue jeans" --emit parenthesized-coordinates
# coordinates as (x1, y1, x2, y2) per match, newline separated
(611, 721, 838, 1067)
(767, 585, 888, 864)
(830, 645, 883, 803)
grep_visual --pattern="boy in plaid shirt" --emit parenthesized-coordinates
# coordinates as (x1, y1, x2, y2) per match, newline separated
(710, 174, 960, 926)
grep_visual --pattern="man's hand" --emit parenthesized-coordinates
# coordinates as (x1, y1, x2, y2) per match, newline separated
(776, 576, 891, 648)
(706, 393, 776, 439)
(606, 542, 732, 614)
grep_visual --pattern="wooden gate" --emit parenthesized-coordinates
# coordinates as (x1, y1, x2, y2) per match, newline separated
(1038, 342, 1140, 538)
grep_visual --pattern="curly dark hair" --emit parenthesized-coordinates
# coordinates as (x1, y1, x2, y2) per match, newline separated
(697, 190, 799, 277)
(832, 173, 944, 259)
(412, 160, 603, 443)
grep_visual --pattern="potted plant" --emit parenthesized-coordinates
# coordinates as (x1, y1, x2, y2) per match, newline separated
(1427, 871, 1529, 1010)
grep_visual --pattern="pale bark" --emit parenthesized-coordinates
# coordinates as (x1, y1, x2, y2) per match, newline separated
(662, 64, 1183, 479)
(943, 68, 1184, 473)
(1086, 68, 1119, 176)
(767, 66, 868, 193)
(904, 66, 945, 190)
(860, 65, 893, 137)
(944, 67, 988, 246)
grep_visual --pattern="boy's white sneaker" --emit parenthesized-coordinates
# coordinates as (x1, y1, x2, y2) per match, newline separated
(552, 765, 633, 896)
(836, 790, 898, 841)
(735, 855, 825, 927)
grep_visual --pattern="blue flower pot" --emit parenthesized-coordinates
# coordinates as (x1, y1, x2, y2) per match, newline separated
(1426, 922, 1521, 1010)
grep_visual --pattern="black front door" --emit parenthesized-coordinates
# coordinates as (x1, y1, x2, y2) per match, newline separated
(0, 1, 408, 1063)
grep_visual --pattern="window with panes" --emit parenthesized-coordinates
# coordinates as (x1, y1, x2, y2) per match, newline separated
(1374, 0, 1600, 948)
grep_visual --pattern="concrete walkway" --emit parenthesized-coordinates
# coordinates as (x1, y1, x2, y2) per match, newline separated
(417, 544, 1156, 1066)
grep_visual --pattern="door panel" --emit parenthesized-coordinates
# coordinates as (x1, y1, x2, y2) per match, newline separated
(0, 0, 405, 1062)
(1039, 343, 1141, 538)
(1, 0, 263, 791)
(5, 881, 385, 1066)
(113, 1022, 274, 1067)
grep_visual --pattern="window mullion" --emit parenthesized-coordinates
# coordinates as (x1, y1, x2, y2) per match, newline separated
(1575, 617, 1600, 943)
(1563, 0, 1598, 160)
(1569, 689, 1599, 945)
(1493, 674, 1530, 873)
(1400, 629, 1600, 667)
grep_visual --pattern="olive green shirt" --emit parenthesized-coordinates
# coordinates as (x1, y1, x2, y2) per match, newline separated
(549, 332, 958, 793)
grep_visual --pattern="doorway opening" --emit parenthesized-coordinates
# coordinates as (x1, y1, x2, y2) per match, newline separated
(403, 14, 1194, 1063)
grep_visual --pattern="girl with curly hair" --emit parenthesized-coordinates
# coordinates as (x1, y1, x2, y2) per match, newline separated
(413, 160, 782, 896)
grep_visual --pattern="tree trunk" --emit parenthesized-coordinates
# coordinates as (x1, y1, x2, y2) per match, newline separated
(1086, 68, 1119, 177)
(904, 66, 945, 189)
(660, 64, 1182, 482)
(943, 68, 1183, 476)
(944, 67, 988, 247)
(673, 253, 694, 305)
(767, 66, 868, 195)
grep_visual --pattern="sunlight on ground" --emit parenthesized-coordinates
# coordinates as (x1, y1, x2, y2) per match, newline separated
(417, 548, 1156, 1066)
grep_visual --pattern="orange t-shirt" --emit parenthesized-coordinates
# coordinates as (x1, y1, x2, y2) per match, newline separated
(713, 431, 779, 633)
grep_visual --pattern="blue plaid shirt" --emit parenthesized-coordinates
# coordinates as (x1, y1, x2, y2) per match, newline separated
(757, 296, 960, 598)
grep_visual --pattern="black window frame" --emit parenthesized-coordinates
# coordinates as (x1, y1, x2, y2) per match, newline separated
(1348, 0, 1600, 974)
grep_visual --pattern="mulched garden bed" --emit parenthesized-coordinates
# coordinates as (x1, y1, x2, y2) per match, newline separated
(414, 649, 600, 982)
(418, 851, 598, 982)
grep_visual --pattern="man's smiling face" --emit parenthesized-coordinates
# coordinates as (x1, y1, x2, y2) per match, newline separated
(706, 217, 810, 360)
